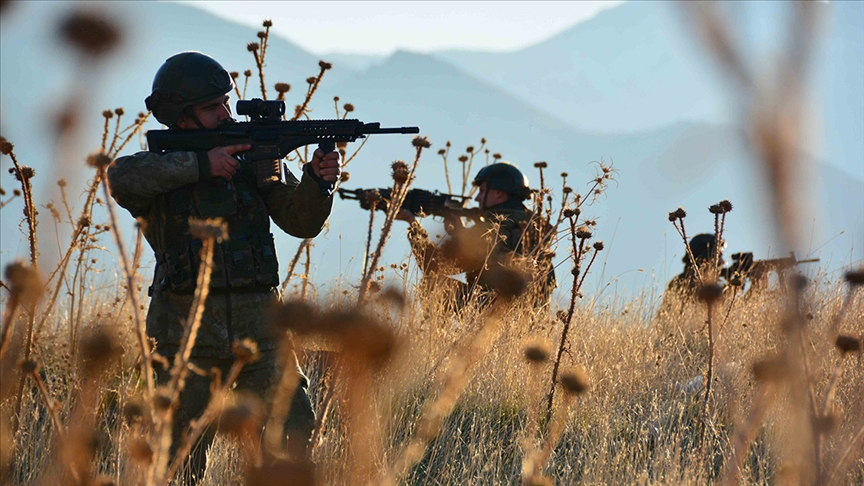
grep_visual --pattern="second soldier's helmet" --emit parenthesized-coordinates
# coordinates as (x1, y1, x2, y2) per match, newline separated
(685, 233, 724, 265)
(472, 162, 531, 201)
(144, 52, 235, 126)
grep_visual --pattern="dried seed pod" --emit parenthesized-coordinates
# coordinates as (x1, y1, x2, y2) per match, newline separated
(86, 151, 111, 169)
(844, 268, 864, 286)
(391, 160, 410, 184)
(247, 42, 259, 52)
(719, 200, 733, 212)
(559, 367, 589, 395)
(80, 328, 123, 369)
(412, 136, 431, 149)
(59, 10, 122, 58)
(534, 161, 547, 168)
(523, 340, 551, 363)
(20, 359, 38, 374)
(696, 283, 724, 303)
(835, 335, 860, 354)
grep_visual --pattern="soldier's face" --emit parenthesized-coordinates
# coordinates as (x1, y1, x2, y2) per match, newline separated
(177, 95, 233, 130)
(474, 182, 509, 210)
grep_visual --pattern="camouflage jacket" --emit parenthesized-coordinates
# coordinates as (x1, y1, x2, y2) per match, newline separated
(407, 199, 555, 301)
(107, 150, 332, 358)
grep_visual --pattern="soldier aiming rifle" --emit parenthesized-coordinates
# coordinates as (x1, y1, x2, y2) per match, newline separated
(338, 187, 482, 222)
(384, 162, 556, 309)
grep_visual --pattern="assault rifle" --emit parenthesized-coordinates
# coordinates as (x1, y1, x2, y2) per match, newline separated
(146, 99, 419, 193)
(337, 187, 482, 221)
(722, 251, 819, 285)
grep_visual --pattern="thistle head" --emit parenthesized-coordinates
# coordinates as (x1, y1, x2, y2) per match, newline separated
(523, 338, 551, 364)
(391, 160, 410, 184)
(59, 10, 122, 58)
(86, 151, 111, 169)
(412, 136, 431, 149)
(559, 367, 590, 395)
(835, 335, 861, 354)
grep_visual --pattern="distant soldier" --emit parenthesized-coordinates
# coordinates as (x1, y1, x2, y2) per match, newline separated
(107, 52, 340, 483)
(396, 162, 556, 309)
(666, 233, 726, 295)
(657, 233, 728, 318)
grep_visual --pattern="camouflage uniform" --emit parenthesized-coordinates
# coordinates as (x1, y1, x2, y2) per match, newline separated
(407, 198, 555, 308)
(108, 149, 331, 482)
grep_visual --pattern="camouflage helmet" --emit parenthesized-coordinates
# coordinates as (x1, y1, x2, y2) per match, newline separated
(144, 52, 235, 126)
(685, 233, 723, 264)
(472, 162, 531, 201)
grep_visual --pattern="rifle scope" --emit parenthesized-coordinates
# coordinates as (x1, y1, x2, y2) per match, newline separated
(236, 98, 285, 120)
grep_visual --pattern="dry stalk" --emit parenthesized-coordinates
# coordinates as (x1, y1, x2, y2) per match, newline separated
(165, 353, 254, 481)
(281, 238, 311, 293)
(545, 213, 600, 425)
(152, 218, 223, 482)
(718, 376, 780, 486)
(292, 61, 332, 121)
(101, 167, 155, 398)
(382, 301, 507, 485)
(263, 335, 301, 455)
(359, 138, 428, 302)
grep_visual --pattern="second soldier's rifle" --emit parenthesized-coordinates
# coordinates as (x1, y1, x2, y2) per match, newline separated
(338, 187, 482, 222)
(146, 99, 419, 193)
(721, 251, 819, 285)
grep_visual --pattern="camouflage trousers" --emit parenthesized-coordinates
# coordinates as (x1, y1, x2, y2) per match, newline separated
(155, 349, 315, 485)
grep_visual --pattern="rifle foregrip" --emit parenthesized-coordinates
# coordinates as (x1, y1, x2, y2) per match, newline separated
(316, 141, 336, 196)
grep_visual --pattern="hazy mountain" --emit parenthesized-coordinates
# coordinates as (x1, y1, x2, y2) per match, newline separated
(1, 1, 860, 305)
(431, 1, 864, 181)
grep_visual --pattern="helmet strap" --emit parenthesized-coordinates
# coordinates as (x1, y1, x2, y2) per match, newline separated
(180, 106, 207, 130)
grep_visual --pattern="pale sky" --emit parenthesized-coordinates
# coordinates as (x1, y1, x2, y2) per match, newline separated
(174, 1, 626, 55)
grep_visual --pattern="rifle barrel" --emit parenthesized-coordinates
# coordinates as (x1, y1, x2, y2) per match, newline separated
(367, 126, 420, 134)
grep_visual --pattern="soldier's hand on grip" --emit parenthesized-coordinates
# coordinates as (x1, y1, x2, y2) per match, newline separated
(207, 143, 250, 180)
(311, 148, 342, 183)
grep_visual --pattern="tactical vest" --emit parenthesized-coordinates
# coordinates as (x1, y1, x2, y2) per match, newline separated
(149, 162, 280, 294)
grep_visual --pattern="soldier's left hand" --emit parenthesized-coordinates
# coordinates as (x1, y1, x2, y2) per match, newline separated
(311, 149, 342, 182)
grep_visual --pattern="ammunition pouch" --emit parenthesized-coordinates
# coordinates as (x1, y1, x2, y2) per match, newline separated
(151, 232, 279, 294)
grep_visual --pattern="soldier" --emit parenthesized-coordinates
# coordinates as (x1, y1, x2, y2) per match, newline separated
(666, 233, 726, 295)
(658, 233, 727, 318)
(396, 162, 555, 309)
(107, 52, 340, 483)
